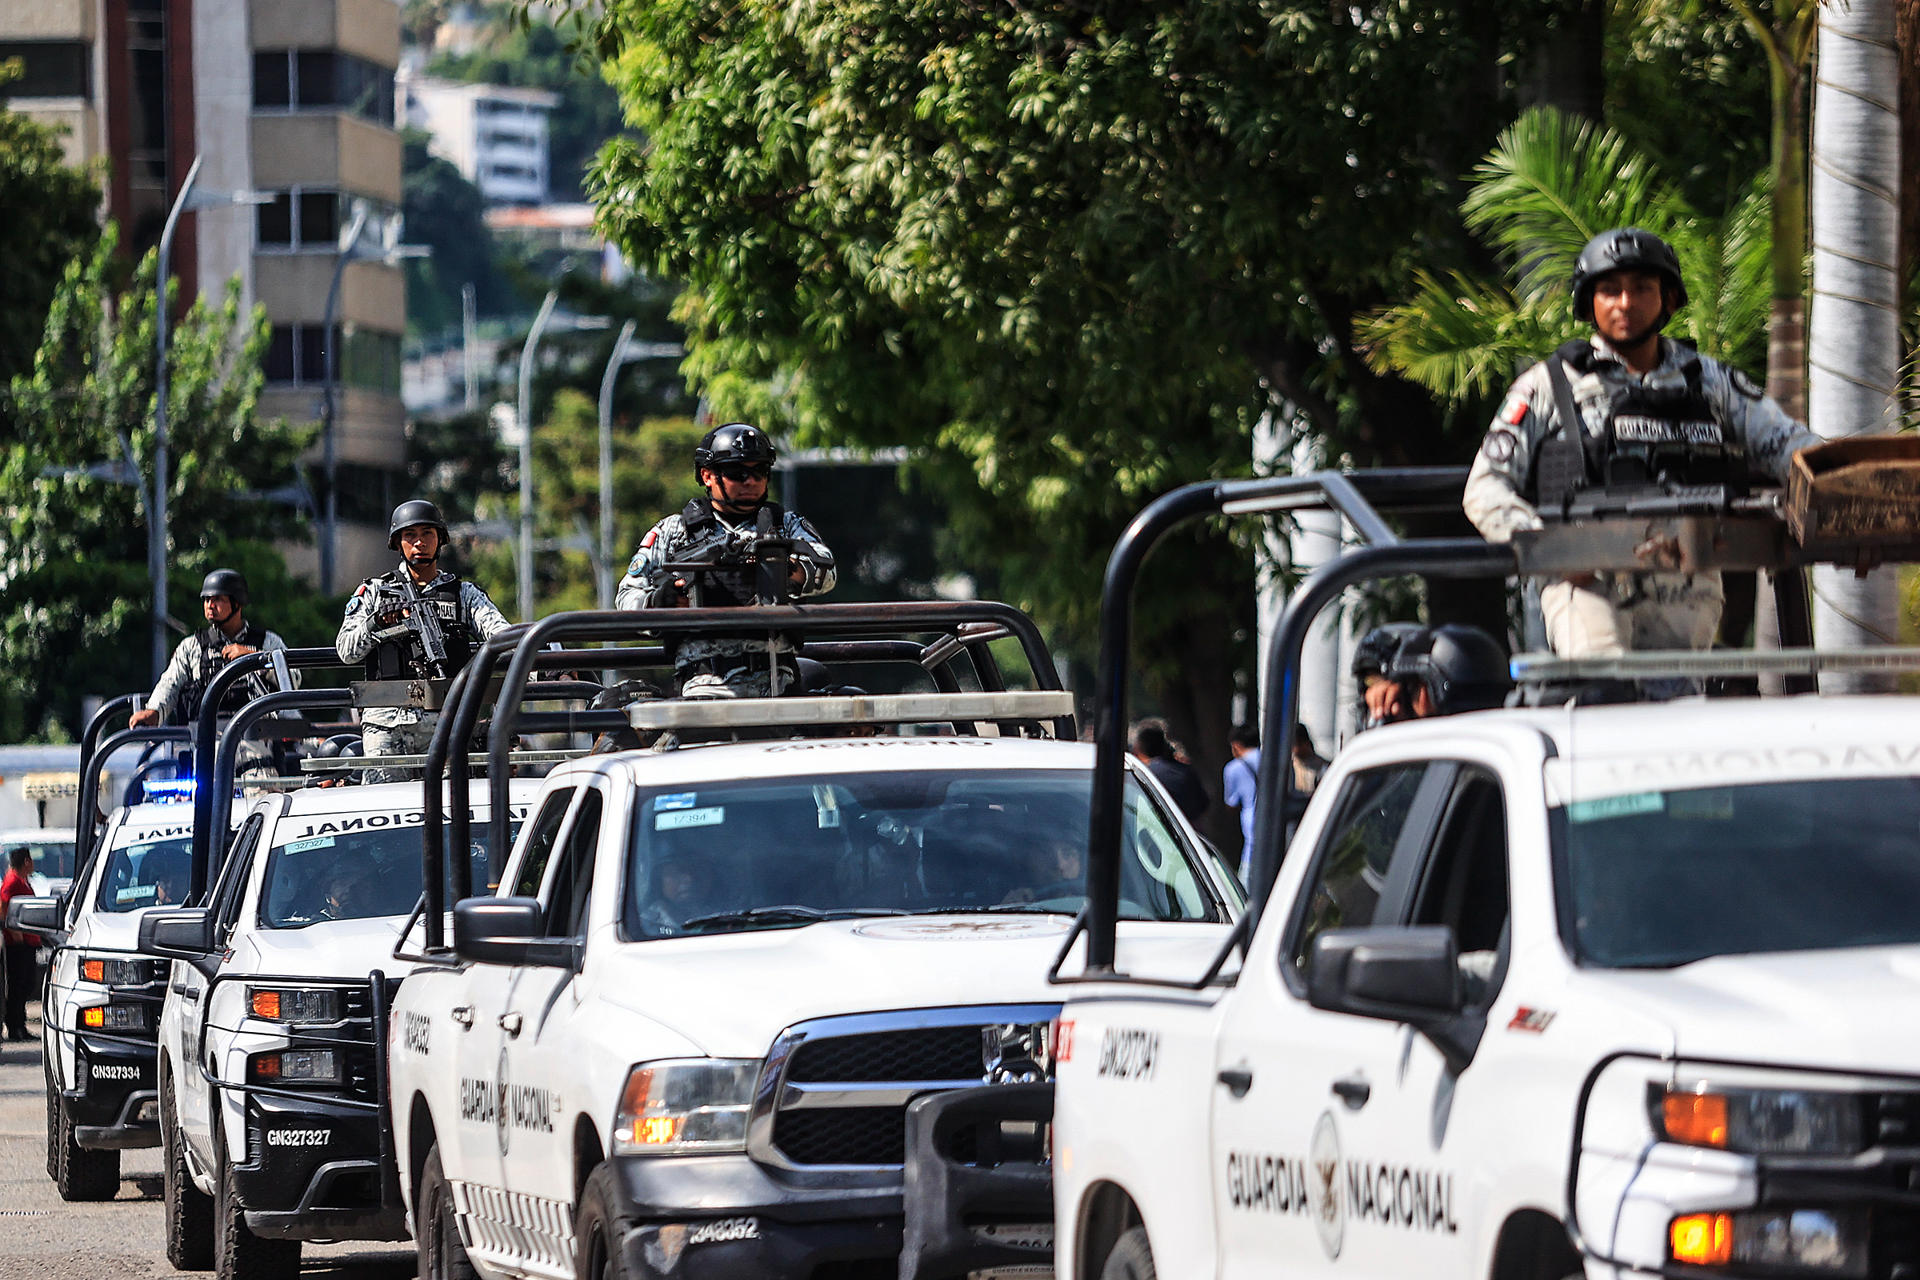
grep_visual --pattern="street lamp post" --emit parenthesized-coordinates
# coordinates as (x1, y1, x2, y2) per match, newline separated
(150, 156, 270, 683)
(517, 290, 560, 624)
(596, 320, 637, 610)
(318, 201, 370, 598)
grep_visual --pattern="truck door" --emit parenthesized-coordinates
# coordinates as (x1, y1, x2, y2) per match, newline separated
(1208, 761, 1453, 1277)
(496, 783, 604, 1275)
(1211, 760, 1511, 1278)
(441, 783, 576, 1270)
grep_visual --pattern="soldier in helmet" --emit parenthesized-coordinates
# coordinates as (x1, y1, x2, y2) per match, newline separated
(1464, 227, 1820, 658)
(131, 569, 291, 728)
(617, 423, 836, 697)
(336, 500, 510, 781)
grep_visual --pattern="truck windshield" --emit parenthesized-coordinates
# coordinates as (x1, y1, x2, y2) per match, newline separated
(96, 834, 192, 912)
(1558, 776, 1920, 967)
(261, 814, 523, 928)
(624, 768, 1224, 938)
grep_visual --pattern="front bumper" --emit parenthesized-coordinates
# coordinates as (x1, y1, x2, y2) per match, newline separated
(234, 1092, 405, 1242)
(66, 1034, 159, 1149)
(609, 1154, 904, 1280)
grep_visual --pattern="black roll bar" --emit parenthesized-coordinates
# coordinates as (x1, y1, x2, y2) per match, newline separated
(481, 604, 1063, 874)
(76, 694, 147, 870)
(416, 601, 1064, 951)
(197, 688, 355, 901)
(69, 727, 193, 926)
(1080, 468, 1475, 973)
(189, 648, 349, 882)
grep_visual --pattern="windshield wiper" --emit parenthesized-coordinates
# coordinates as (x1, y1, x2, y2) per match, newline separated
(679, 906, 907, 930)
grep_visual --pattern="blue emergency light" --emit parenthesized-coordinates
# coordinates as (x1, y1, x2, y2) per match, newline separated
(141, 777, 196, 804)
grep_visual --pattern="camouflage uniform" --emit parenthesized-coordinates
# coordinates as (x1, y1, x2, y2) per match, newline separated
(336, 569, 510, 782)
(1464, 334, 1820, 656)
(616, 498, 835, 696)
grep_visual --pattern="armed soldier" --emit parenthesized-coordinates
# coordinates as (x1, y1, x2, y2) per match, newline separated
(617, 424, 836, 697)
(131, 569, 291, 728)
(336, 500, 509, 781)
(1463, 227, 1820, 657)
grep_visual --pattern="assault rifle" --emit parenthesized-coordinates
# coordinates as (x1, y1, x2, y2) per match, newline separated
(657, 506, 794, 608)
(385, 574, 452, 678)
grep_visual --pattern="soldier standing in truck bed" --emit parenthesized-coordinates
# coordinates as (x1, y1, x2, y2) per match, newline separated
(1463, 227, 1820, 657)
(336, 500, 510, 782)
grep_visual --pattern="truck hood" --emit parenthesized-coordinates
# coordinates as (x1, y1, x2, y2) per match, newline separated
(591, 914, 1232, 1058)
(1579, 943, 1920, 1073)
(231, 915, 417, 983)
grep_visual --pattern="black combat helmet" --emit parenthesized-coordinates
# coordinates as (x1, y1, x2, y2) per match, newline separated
(1571, 227, 1688, 325)
(1394, 624, 1513, 715)
(200, 568, 248, 607)
(1351, 622, 1428, 684)
(693, 423, 777, 482)
(388, 499, 451, 551)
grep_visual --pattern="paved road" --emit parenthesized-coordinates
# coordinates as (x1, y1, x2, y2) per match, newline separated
(0, 1002, 416, 1279)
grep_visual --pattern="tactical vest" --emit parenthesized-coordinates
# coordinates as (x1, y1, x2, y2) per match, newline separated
(178, 620, 269, 721)
(1530, 339, 1747, 514)
(675, 499, 788, 608)
(364, 571, 475, 680)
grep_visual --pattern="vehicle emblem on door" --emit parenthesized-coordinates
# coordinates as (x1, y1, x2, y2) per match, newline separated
(496, 1046, 511, 1157)
(1309, 1111, 1344, 1260)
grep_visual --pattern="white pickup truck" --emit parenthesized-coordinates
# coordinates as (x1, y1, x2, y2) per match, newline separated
(16, 798, 192, 1199)
(387, 727, 1242, 1280)
(1053, 695, 1920, 1280)
(141, 780, 533, 1280)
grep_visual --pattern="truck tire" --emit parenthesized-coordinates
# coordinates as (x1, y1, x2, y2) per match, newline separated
(213, 1112, 300, 1280)
(50, 1064, 120, 1201)
(162, 1069, 214, 1271)
(574, 1163, 638, 1280)
(417, 1144, 479, 1280)
(1101, 1227, 1158, 1280)
(43, 1053, 58, 1181)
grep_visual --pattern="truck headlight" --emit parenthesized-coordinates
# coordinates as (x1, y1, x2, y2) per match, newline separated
(1671, 1208, 1868, 1277)
(612, 1059, 759, 1156)
(248, 987, 342, 1024)
(248, 1049, 343, 1085)
(1653, 1084, 1864, 1155)
(80, 1003, 147, 1032)
(81, 958, 154, 986)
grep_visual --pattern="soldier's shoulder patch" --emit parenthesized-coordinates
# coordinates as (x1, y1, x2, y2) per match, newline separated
(642, 528, 658, 548)
(1729, 367, 1763, 400)
(1501, 395, 1529, 426)
(1485, 428, 1519, 463)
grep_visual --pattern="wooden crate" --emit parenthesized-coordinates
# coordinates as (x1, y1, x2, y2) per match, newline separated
(1786, 437, 1920, 556)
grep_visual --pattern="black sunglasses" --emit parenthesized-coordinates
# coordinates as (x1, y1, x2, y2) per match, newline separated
(716, 464, 771, 482)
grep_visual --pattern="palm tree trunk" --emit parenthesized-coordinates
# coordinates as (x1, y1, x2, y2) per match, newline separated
(1808, 0, 1903, 688)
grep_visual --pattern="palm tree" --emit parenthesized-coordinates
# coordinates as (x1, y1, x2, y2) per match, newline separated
(1360, 108, 1772, 404)
(1807, 0, 1903, 678)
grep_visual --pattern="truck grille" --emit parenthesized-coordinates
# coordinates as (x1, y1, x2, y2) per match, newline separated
(754, 1005, 1058, 1170)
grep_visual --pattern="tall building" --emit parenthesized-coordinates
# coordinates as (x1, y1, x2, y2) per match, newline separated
(1, 0, 410, 593)
(400, 71, 556, 205)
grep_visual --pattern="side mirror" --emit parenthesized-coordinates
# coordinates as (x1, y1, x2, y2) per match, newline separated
(452, 897, 577, 969)
(137, 907, 214, 960)
(7, 897, 65, 940)
(1307, 925, 1483, 1073)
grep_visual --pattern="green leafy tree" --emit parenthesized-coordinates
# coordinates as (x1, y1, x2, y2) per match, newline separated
(0, 87, 101, 422)
(402, 128, 504, 338)
(0, 227, 321, 737)
(1361, 108, 1773, 403)
(583, 0, 1555, 797)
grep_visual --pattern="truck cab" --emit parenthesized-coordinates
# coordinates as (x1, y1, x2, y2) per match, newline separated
(142, 779, 535, 1280)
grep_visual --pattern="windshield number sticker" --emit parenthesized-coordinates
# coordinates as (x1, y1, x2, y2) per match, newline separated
(1565, 793, 1664, 824)
(656, 806, 724, 831)
(116, 884, 158, 904)
(656, 793, 697, 811)
(283, 836, 336, 854)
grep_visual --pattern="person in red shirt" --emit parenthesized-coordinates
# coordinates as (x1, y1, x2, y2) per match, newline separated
(0, 848, 38, 1041)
